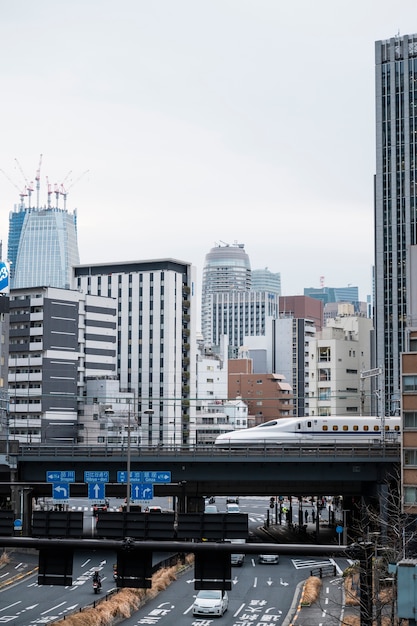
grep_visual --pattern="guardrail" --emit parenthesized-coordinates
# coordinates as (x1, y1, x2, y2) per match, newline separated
(16, 442, 400, 459)
(310, 564, 337, 578)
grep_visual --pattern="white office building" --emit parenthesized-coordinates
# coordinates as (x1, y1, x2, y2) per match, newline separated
(74, 259, 197, 446)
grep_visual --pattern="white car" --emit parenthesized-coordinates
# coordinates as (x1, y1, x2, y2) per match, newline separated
(226, 503, 240, 513)
(204, 504, 218, 514)
(259, 553, 279, 564)
(193, 589, 229, 616)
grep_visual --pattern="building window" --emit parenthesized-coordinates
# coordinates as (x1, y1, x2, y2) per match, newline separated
(319, 369, 331, 382)
(404, 375, 417, 392)
(319, 388, 330, 400)
(318, 347, 331, 362)
(404, 449, 417, 466)
(404, 486, 417, 504)
(404, 412, 417, 428)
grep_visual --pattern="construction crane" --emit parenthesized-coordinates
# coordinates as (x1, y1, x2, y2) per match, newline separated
(59, 170, 89, 210)
(45, 176, 52, 209)
(0, 168, 27, 209)
(14, 158, 34, 208)
(35, 154, 42, 209)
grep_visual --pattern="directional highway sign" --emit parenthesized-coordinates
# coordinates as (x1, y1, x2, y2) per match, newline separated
(131, 483, 154, 501)
(144, 471, 171, 483)
(52, 483, 70, 500)
(117, 471, 171, 484)
(84, 471, 109, 483)
(117, 471, 144, 483)
(46, 471, 75, 483)
(88, 483, 105, 501)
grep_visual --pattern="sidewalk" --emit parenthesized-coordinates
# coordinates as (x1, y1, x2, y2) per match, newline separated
(285, 572, 347, 626)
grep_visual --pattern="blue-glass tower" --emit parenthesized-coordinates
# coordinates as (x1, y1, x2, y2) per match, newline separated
(8, 206, 79, 289)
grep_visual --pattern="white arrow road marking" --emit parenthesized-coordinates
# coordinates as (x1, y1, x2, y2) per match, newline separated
(267, 577, 273, 586)
(280, 577, 289, 586)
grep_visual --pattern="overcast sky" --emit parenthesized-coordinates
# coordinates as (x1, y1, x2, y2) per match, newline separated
(0, 1, 416, 303)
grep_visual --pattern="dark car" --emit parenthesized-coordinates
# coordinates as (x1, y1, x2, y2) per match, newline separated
(93, 499, 109, 515)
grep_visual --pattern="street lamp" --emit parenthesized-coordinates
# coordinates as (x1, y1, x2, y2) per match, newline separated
(126, 402, 132, 512)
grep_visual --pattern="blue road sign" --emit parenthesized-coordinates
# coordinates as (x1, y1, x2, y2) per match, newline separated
(131, 483, 154, 500)
(52, 483, 70, 500)
(0, 261, 9, 294)
(88, 483, 106, 501)
(117, 470, 144, 483)
(84, 471, 109, 483)
(143, 471, 171, 483)
(46, 470, 75, 483)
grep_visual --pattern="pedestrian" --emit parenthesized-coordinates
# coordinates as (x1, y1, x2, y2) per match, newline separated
(312, 509, 316, 523)
(305, 509, 308, 523)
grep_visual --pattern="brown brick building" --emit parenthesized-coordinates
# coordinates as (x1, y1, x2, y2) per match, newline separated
(228, 358, 294, 425)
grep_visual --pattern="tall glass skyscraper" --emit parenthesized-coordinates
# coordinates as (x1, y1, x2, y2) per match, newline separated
(252, 268, 281, 296)
(201, 243, 251, 343)
(375, 33, 417, 414)
(8, 207, 79, 289)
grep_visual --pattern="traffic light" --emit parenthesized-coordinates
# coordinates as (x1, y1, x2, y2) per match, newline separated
(269, 497, 275, 509)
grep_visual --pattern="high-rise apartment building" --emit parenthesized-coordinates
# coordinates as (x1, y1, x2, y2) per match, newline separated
(375, 33, 417, 414)
(8, 206, 79, 289)
(74, 259, 197, 446)
(8, 286, 116, 443)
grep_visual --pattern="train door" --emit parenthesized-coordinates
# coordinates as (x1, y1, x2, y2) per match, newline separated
(299, 420, 314, 441)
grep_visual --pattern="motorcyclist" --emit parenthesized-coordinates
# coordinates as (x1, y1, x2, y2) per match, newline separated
(93, 569, 102, 589)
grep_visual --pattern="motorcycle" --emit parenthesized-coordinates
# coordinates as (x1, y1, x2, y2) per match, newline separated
(93, 579, 101, 594)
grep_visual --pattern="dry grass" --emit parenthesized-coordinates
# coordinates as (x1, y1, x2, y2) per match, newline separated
(344, 573, 360, 606)
(343, 618, 403, 626)
(52, 555, 193, 626)
(300, 576, 322, 605)
(0, 551, 10, 568)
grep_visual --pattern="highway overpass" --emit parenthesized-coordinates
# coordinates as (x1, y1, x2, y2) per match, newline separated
(0, 442, 400, 502)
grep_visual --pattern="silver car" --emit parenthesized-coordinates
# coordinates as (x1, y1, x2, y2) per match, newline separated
(258, 553, 279, 564)
(193, 589, 229, 617)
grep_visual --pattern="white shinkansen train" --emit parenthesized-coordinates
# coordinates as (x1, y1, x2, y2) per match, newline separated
(214, 416, 401, 447)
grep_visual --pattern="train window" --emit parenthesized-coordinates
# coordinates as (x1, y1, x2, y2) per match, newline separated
(373, 425, 379, 431)
(258, 421, 277, 428)
(363, 425, 369, 431)
(332, 425, 338, 431)
(384, 425, 389, 431)
(394, 425, 400, 431)
(322, 425, 328, 431)
(343, 425, 348, 431)
(353, 425, 358, 431)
